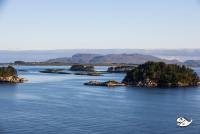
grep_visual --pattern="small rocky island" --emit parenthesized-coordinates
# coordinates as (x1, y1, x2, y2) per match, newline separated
(74, 72, 103, 76)
(70, 64, 104, 76)
(107, 65, 136, 73)
(70, 64, 95, 72)
(84, 80, 126, 87)
(123, 62, 200, 87)
(0, 66, 27, 83)
(40, 69, 71, 74)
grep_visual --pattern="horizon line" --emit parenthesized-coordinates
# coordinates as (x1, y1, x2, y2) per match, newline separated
(1, 48, 200, 51)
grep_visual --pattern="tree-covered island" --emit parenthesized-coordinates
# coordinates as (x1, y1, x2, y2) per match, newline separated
(123, 62, 200, 87)
(0, 66, 27, 83)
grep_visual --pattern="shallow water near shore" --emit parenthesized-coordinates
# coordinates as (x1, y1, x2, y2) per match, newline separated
(0, 66, 200, 134)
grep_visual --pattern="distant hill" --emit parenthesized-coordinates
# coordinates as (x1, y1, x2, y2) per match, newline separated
(71, 54, 101, 64)
(89, 54, 161, 64)
(46, 53, 181, 65)
(0, 49, 200, 63)
(46, 54, 101, 64)
(46, 57, 72, 64)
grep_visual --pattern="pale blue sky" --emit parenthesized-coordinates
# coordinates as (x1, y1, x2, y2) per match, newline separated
(0, 0, 200, 50)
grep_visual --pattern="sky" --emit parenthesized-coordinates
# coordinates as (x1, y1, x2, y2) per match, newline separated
(0, 0, 200, 50)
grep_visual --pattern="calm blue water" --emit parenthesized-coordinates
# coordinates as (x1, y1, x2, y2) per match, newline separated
(0, 66, 200, 134)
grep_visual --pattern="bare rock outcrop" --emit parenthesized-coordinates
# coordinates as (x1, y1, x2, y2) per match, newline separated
(84, 80, 126, 87)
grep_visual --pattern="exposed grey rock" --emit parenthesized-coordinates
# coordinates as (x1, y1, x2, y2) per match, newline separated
(84, 80, 126, 87)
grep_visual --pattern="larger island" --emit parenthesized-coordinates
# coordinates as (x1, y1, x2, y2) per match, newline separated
(123, 62, 200, 87)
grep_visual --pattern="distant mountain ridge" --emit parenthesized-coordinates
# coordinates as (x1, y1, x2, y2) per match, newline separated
(71, 54, 101, 64)
(46, 53, 180, 64)
(0, 49, 200, 63)
(47, 54, 101, 64)
(89, 54, 161, 64)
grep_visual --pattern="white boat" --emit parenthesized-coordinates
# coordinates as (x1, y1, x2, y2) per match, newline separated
(177, 117, 192, 127)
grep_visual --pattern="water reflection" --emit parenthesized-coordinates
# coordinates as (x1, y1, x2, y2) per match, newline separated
(0, 83, 18, 99)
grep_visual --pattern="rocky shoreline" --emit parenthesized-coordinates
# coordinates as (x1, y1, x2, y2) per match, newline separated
(0, 76, 27, 83)
(124, 79, 200, 88)
(84, 79, 200, 88)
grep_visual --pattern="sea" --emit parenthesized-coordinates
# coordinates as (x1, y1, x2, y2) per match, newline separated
(0, 66, 200, 134)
